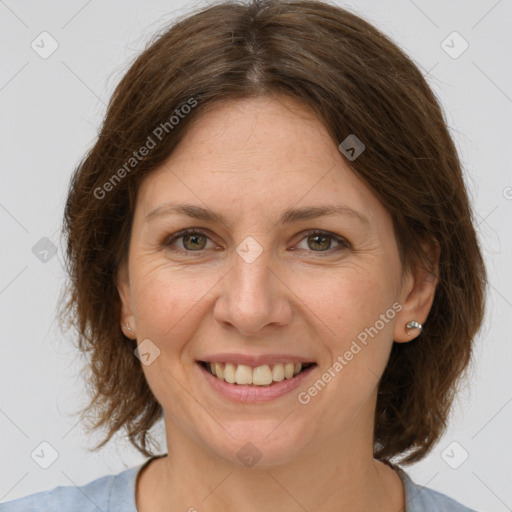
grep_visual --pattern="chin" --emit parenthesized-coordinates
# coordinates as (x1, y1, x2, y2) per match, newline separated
(204, 421, 313, 469)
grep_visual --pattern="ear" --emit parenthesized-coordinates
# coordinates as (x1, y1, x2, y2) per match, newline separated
(393, 240, 440, 343)
(116, 258, 136, 339)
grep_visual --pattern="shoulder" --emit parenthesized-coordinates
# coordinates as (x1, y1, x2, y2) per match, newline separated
(0, 465, 140, 512)
(399, 469, 478, 512)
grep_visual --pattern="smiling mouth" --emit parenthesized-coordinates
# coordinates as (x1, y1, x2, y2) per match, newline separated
(198, 361, 316, 386)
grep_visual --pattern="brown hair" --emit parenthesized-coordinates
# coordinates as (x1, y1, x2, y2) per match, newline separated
(60, 0, 486, 464)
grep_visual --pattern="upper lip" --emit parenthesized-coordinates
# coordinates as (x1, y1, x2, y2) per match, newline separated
(197, 353, 316, 367)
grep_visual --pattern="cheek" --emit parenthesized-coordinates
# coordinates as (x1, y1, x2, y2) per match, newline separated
(291, 263, 398, 346)
(298, 272, 398, 426)
(325, 275, 399, 395)
(130, 261, 219, 344)
(297, 266, 399, 412)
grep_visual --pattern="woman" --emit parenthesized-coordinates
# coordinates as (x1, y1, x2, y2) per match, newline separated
(2, 0, 486, 510)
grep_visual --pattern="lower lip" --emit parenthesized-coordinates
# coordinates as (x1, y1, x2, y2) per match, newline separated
(197, 362, 316, 403)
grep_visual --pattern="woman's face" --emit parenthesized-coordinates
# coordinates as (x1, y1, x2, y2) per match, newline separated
(117, 95, 430, 466)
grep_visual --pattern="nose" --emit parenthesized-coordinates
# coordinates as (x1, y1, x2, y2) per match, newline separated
(213, 246, 293, 337)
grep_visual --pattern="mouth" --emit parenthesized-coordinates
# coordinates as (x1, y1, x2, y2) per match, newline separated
(197, 360, 317, 386)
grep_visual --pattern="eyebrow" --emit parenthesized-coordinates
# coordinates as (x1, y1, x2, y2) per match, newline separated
(145, 202, 369, 227)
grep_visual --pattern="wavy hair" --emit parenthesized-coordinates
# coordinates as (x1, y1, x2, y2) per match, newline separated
(60, 0, 487, 464)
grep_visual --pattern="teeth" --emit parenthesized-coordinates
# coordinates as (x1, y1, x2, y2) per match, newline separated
(252, 364, 273, 385)
(214, 362, 224, 380)
(224, 363, 236, 384)
(284, 363, 295, 379)
(235, 364, 253, 385)
(205, 361, 308, 386)
(272, 363, 285, 382)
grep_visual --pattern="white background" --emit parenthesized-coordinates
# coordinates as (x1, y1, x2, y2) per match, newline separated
(0, 0, 511, 510)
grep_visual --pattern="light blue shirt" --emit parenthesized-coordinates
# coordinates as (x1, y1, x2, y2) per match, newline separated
(0, 456, 477, 511)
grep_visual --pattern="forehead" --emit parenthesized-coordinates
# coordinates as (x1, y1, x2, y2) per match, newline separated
(168, 95, 336, 170)
(136, 95, 384, 228)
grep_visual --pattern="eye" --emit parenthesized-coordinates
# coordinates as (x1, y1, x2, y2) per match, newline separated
(165, 228, 215, 253)
(164, 228, 350, 256)
(294, 230, 350, 254)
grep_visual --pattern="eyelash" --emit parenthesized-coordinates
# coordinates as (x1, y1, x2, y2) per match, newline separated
(164, 228, 351, 257)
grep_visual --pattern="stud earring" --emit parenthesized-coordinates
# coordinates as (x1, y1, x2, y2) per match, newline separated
(125, 323, 132, 332)
(405, 320, 422, 333)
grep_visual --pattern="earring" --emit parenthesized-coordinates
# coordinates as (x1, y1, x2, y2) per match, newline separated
(125, 323, 132, 332)
(405, 320, 422, 334)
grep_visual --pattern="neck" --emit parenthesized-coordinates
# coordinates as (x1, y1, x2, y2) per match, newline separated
(136, 411, 404, 512)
